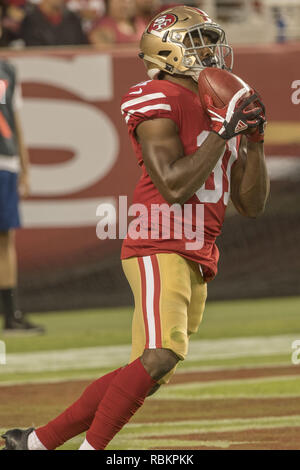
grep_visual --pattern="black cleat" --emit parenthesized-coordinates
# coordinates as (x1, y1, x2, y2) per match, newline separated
(3, 320, 45, 335)
(1, 428, 35, 450)
(3, 311, 45, 336)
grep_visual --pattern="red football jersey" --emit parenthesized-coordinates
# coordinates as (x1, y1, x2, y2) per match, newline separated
(120, 79, 240, 282)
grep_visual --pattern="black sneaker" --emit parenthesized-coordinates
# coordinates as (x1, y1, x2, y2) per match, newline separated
(1, 428, 35, 450)
(3, 313, 45, 335)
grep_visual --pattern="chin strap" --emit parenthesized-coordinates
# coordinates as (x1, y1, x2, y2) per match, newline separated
(185, 68, 203, 82)
(148, 67, 201, 82)
(144, 52, 204, 82)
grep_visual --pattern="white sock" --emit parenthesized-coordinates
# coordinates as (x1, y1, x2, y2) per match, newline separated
(79, 438, 95, 450)
(27, 430, 48, 450)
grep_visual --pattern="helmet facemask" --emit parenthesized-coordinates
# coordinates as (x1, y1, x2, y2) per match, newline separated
(175, 25, 233, 81)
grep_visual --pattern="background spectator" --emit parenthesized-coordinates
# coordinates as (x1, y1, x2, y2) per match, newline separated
(89, 0, 149, 46)
(66, 0, 105, 35)
(20, 0, 88, 46)
(0, 0, 28, 46)
(135, 0, 161, 24)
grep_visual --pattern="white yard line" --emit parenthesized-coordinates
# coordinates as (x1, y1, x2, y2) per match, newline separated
(125, 415, 300, 431)
(0, 334, 296, 376)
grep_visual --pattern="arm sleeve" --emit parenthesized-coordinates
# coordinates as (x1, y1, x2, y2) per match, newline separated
(121, 91, 179, 137)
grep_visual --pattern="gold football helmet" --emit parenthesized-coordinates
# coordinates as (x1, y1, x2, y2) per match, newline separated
(139, 5, 233, 82)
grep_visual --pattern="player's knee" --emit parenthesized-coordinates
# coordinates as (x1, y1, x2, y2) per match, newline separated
(141, 348, 179, 381)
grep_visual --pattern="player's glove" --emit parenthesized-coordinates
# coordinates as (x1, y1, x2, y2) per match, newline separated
(204, 91, 263, 140)
(245, 95, 267, 143)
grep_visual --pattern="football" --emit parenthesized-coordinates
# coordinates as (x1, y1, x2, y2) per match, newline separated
(198, 68, 259, 134)
(198, 67, 252, 109)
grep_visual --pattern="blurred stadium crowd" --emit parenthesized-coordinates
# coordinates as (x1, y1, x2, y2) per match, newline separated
(1, 0, 300, 48)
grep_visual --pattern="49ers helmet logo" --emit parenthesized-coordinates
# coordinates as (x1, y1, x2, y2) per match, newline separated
(148, 14, 178, 33)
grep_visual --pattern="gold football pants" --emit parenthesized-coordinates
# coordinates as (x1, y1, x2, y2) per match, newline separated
(122, 253, 207, 383)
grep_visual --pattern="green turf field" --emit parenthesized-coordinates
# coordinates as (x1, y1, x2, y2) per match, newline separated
(2, 295, 300, 353)
(0, 296, 300, 450)
(1, 296, 299, 383)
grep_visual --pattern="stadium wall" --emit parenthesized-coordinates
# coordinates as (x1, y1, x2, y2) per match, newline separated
(0, 44, 299, 311)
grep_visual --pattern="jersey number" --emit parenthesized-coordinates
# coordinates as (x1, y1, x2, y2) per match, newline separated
(195, 131, 238, 205)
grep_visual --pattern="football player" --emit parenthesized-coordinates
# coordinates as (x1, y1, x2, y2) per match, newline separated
(2, 5, 269, 450)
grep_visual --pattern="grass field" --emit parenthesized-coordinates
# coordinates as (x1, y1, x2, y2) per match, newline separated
(0, 296, 300, 450)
